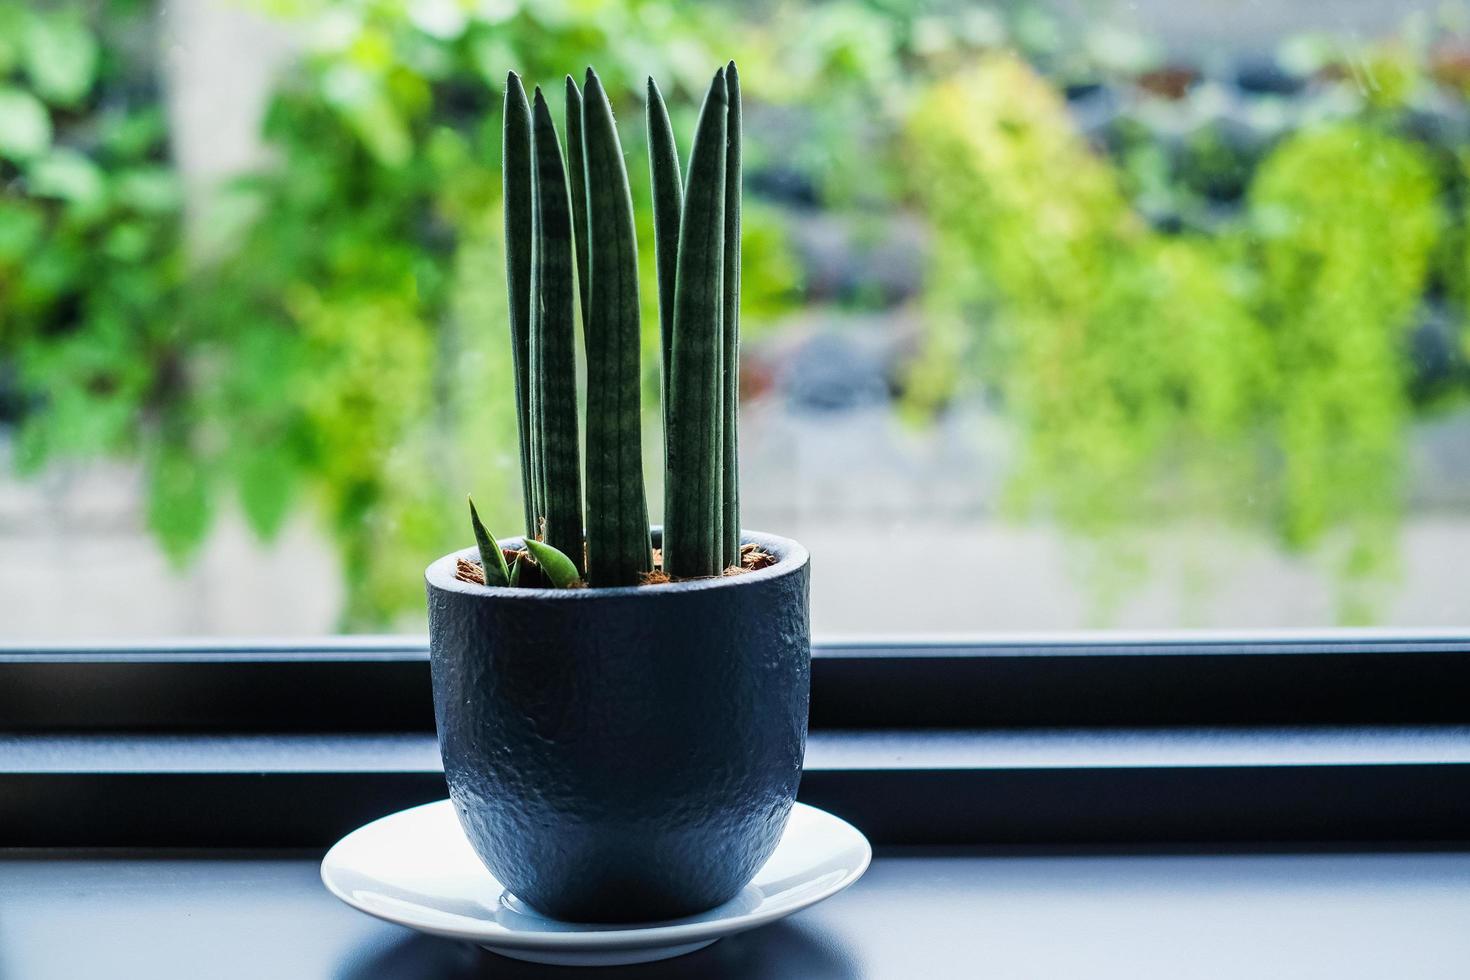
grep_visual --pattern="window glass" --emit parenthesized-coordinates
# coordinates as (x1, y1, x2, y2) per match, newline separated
(2, 0, 1465, 636)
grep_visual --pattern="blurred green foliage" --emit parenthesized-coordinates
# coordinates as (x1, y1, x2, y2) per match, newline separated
(0, 0, 197, 554)
(906, 52, 1446, 620)
(1252, 124, 1438, 590)
(192, 0, 807, 624)
(4, 0, 1470, 626)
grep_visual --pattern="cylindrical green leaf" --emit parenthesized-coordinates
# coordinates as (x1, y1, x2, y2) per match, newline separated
(565, 75, 591, 332)
(582, 68, 653, 586)
(664, 68, 728, 579)
(721, 61, 743, 567)
(647, 76, 682, 437)
(530, 87, 586, 572)
(503, 72, 538, 535)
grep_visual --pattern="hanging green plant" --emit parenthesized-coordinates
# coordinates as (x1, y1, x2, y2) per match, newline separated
(906, 53, 1442, 622)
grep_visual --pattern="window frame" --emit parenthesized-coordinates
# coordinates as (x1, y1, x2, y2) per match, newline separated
(6, 631, 1469, 731)
(4, 632, 1470, 847)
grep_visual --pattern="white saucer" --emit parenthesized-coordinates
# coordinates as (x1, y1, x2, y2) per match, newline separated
(321, 799, 871, 966)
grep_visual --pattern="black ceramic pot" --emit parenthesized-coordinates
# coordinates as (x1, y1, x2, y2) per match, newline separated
(425, 528, 810, 923)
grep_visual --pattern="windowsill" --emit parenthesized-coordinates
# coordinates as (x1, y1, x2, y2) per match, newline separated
(7, 638, 1470, 974)
(4, 846, 1468, 979)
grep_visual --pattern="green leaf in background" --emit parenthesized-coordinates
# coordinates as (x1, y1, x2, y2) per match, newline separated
(27, 149, 106, 210)
(0, 201, 44, 263)
(321, 65, 413, 166)
(238, 445, 299, 541)
(407, 0, 468, 40)
(23, 10, 99, 107)
(1250, 122, 1437, 575)
(0, 4, 21, 75)
(0, 86, 53, 161)
(113, 168, 183, 215)
(102, 220, 155, 263)
(99, 106, 169, 160)
(147, 445, 214, 567)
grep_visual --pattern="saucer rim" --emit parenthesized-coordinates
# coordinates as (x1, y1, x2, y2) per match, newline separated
(320, 799, 872, 951)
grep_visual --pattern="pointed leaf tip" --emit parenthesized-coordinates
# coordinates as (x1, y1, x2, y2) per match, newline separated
(524, 539, 581, 588)
(468, 494, 511, 587)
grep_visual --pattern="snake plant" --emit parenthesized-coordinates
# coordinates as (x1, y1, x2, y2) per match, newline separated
(482, 64, 742, 588)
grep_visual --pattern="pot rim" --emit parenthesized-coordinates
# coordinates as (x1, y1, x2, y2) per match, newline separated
(425, 526, 808, 600)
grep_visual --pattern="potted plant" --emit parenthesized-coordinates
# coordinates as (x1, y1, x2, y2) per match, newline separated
(424, 63, 811, 924)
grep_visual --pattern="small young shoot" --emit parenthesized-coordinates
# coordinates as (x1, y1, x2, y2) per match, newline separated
(524, 539, 582, 588)
(469, 494, 512, 587)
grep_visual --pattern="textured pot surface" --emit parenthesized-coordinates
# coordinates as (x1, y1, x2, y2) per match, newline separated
(425, 529, 811, 923)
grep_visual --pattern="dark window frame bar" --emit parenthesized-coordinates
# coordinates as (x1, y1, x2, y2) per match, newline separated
(3, 633, 1470, 847)
(4, 631, 1470, 732)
